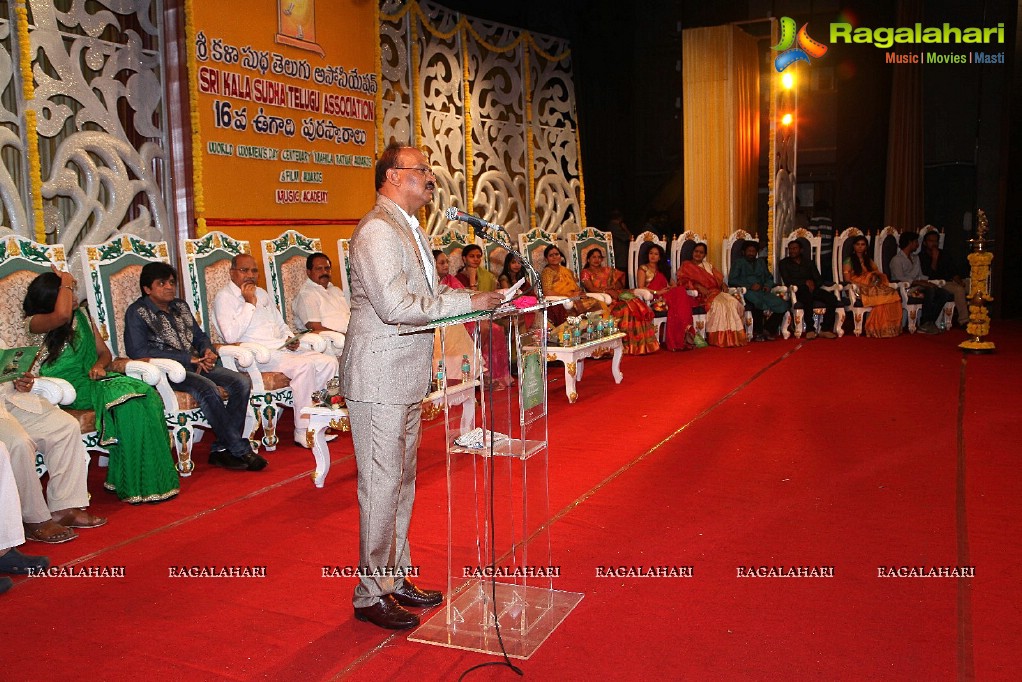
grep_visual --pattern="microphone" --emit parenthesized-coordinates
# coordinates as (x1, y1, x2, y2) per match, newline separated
(445, 207, 492, 232)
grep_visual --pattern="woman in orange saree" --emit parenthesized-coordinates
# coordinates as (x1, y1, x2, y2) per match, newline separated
(678, 243, 748, 347)
(842, 235, 902, 338)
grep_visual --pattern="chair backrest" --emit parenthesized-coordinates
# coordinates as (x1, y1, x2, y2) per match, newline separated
(833, 227, 866, 284)
(781, 227, 823, 276)
(430, 226, 484, 276)
(336, 238, 352, 302)
(917, 225, 944, 253)
(81, 235, 171, 357)
(569, 227, 615, 275)
(0, 236, 69, 349)
(874, 226, 899, 279)
(627, 231, 667, 288)
(181, 231, 251, 344)
(261, 230, 322, 328)
(721, 229, 755, 283)
(518, 227, 567, 276)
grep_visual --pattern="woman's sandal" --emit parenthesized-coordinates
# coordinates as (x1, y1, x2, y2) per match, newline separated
(24, 521, 78, 544)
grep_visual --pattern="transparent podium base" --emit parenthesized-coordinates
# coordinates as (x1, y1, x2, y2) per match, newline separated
(408, 580, 583, 659)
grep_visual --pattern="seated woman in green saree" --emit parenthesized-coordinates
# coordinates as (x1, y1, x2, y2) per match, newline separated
(24, 270, 179, 504)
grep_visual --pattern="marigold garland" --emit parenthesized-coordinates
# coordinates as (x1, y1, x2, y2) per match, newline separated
(461, 34, 473, 214)
(14, 1, 45, 241)
(374, 0, 383, 156)
(183, 0, 207, 236)
(523, 42, 537, 229)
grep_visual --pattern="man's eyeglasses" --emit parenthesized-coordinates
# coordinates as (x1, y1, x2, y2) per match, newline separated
(394, 166, 436, 178)
(232, 267, 259, 275)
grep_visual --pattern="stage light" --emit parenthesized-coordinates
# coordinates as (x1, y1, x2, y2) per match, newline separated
(781, 72, 795, 90)
(781, 113, 793, 126)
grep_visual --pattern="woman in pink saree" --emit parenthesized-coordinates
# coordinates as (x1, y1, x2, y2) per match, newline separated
(580, 247, 659, 354)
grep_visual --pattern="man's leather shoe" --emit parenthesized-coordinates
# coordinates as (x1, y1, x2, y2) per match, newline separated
(209, 449, 247, 471)
(0, 548, 49, 575)
(354, 595, 420, 629)
(240, 452, 267, 471)
(393, 579, 443, 607)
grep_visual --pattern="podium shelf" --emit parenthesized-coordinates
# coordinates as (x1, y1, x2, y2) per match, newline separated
(449, 437, 546, 459)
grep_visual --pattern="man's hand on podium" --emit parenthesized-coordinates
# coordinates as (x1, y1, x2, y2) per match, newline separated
(470, 291, 503, 310)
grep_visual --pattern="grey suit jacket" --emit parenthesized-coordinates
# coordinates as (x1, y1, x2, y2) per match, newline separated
(340, 195, 473, 404)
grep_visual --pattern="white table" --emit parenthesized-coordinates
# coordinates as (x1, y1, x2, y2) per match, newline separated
(525, 332, 624, 404)
(300, 406, 349, 488)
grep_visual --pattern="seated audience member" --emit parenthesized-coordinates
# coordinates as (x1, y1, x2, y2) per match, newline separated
(1, 372, 106, 544)
(212, 254, 337, 447)
(293, 252, 350, 335)
(919, 230, 969, 328)
(729, 240, 787, 341)
(581, 247, 659, 354)
(679, 243, 748, 347)
(636, 244, 693, 350)
(434, 251, 511, 388)
(842, 235, 902, 338)
(497, 253, 534, 296)
(540, 245, 609, 327)
(456, 244, 497, 292)
(889, 231, 954, 334)
(1, 443, 50, 593)
(432, 251, 482, 384)
(778, 240, 839, 339)
(24, 271, 179, 504)
(124, 262, 265, 472)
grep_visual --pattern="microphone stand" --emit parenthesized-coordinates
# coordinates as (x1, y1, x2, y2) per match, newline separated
(472, 222, 545, 302)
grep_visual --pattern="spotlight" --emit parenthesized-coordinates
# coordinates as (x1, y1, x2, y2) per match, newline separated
(781, 72, 795, 90)
(781, 113, 793, 126)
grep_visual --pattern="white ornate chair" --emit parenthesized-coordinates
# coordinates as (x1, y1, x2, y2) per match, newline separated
(720, 230, 762, 340)
(430, 226, 485, 276)
(780, 228, 846, 338)
(567, 227, 614, 306)
(875, 226, 920, 333)
(0, 235, 98, 473)
(671, 231, 709, 340)
(181, 231, 326, 450)
(518, 227, 569, 278)
(79, 234, 240, 476)
(261, 230, 345, 356)
(336, 238, 352, 302)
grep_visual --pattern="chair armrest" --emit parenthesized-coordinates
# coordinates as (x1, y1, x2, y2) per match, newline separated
(545, 295, 573, 309)
(31, 377, 76, 405)
(632, 288, 653, 302)
(239, 342, 272, 364)
(146, 358, 187, 383)
(124, 360, 162, 386)
(316, 330, 346, 355)
(299, 333, 327, 353)
(217, 344, 255, 370)
(686, 289, 699, 299)
(584, 292, 612, 305)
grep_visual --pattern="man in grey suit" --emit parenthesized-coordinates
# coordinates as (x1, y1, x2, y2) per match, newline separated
(341, 143, 501, 630)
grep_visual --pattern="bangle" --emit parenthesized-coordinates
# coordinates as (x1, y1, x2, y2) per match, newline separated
(61, 285, 74, 292)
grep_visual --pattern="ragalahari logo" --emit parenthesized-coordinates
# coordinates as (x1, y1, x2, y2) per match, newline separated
(772, 17, 828, 72)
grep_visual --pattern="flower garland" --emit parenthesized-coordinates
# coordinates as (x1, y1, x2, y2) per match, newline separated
(374, 0, 384, 156)
(14, 1, 46, 241)
(461, 33, 473, 217)
(522, 40, 537, 229)
(183, 0, 207, 236)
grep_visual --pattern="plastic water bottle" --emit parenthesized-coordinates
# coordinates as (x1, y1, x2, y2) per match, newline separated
(461, 354, 471, 381)
(435, 360, 446, 393)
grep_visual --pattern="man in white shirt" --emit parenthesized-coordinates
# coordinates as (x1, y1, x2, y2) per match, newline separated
(212, 254, 337, 447)
(293, 252, 350, 336)
(889, 231, 953, 334)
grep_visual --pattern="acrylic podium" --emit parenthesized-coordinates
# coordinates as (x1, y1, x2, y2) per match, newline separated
(402, 299, 583, 659)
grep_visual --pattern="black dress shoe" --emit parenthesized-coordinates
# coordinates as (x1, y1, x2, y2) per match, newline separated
(354, 595, 420, 630)
(240, 452, 267, 471)
(0, 548, 49, 575)
(208, 449, 248, 471)
(392, 579, 443, 607)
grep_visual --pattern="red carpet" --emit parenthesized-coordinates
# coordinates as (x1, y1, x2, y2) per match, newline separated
(4, 324, 1019, 680)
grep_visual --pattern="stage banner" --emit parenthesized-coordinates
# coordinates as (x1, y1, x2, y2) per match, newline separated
(186, 0, 378, 226)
